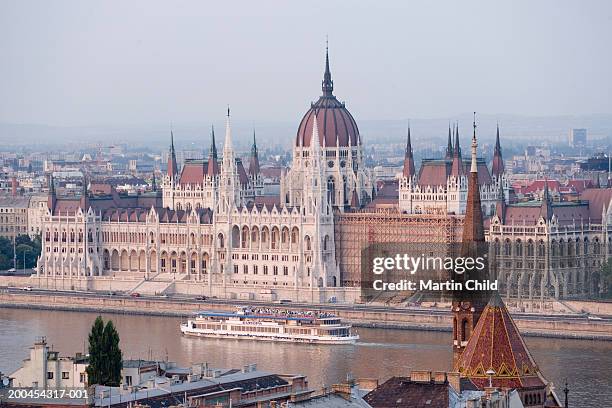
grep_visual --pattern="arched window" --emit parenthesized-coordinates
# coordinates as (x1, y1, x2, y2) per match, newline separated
(217, 233, 225, 248)
(231, 226, 240, 249)
(527, 240, 534, 257)
(327, 177, 336, 205)
(515, 239, 523, 256)
(504, 239, 511, 256)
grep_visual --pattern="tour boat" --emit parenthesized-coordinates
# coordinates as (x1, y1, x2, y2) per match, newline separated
(180, 307, 359, 345)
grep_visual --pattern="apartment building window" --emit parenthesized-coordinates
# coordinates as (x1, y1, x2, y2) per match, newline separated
(79, 373, 86, 383)
(243, 265, 248, 274)
(47, 372, 54, 379)
(125, 376, 132, 386)
(263, 265, 268, 275)
(253, 265, 258, 275)
(283, 266, 288, 276)
(234, 265, 239, 274)
(62, 372, 69, 380)
(273, 266, 278, 275)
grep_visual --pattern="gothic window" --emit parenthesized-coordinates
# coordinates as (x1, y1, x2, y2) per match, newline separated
(503, 239, 511, 256)
(231, 226, 240, 249)
(218, 233, 225, 248)
(241, 226, 249, 249)
(515, 240, 523, 257)
(291, 227, 299, 245)
(538, 241, 546, 257)
(461, 319, 469, 342)
(327, 177, 336, 205)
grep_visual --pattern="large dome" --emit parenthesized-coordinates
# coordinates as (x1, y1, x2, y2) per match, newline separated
(295, 50, 360, 148)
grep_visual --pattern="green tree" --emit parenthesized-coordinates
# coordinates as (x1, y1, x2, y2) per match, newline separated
(85, 317, 123, 386)
(0, 235, 42, 270)
(102, 320, 123, 386)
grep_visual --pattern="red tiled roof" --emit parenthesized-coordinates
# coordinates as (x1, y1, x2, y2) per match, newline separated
(457, 293, 547, 390)
(418, 161, 451, 186)
(237, 160, 249, 186)
(377, 180, 399, 199)
(521, 180, 561, 194)
(260, 167, 284, 179)
(567, 179, 595, 193)
(580, 188, 612, 222)
(417, 159, 492, 187)
(253, 195, 281, 211)
(179, 161, 207, 186)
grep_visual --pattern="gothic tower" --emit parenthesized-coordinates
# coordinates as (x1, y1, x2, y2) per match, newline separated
(452, 114, 489, 370)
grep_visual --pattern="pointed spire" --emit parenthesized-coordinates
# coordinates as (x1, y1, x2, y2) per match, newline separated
(492, 122, 505, 177)
(495, 176, 507, 223)
(209, 125, 218, 160)
(207, 125, 219, 177)
(470, 112, 478, 173)
(540, 178, 553, 221)
(450, 122, 464, 176)
(402, 124, 416, 178)
(322, 39, 334, 96)
(462, 113, 484, 244)
(454, 122, 462, 158)
(248, 129, 260, 176)
(224, 106, 232, 151)
(167, 129, 178, 179)
(311, 114, 321, 156)
(445, 122, 453, 160)
(151, 172, 157, 192)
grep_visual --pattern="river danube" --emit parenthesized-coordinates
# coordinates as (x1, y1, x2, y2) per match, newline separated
(1, 308, 610, 407)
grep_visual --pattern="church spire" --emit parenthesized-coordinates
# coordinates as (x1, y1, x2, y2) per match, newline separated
(450, 122, 463, 176)
(210, 125, 218, 160)
(445, 122, 453, 160)
(540, 178, 553, 221)
(495, 178, 507, 223)
(224, 106, 233, 152)
(463, 112, 484, 243)
(402, 124, 416, 178)
(452, 112, 487, 370)
(322, 39, 334, 96)
(248, 129, 260, 176)
(167, 130, 178, 179)
(207, 125, 219, 177)
(491, 123, 505, 177)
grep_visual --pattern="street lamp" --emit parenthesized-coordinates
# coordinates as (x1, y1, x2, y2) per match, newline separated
(22, 248, 30, 271)
(485, 369, 496, 388)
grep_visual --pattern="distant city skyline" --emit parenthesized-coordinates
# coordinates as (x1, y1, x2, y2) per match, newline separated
(1, 0, 612, 130)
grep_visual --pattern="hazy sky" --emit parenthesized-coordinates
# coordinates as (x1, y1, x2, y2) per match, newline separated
(1, 0, 611, 127)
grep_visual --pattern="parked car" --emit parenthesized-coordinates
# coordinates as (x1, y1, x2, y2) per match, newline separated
(130, 292, 141, 297)
(22, 286, 33, 291)
(196, 296, 208, 301)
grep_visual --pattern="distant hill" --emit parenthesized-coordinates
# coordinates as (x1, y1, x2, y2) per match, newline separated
(1, 113, 611, 152)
